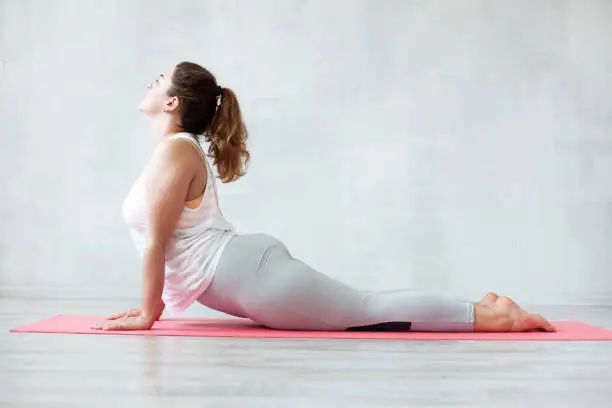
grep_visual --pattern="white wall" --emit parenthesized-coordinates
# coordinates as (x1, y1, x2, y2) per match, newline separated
(1, 0, 611, 305)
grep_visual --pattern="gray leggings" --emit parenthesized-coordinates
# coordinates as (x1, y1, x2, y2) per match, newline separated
(197, 234, 474, 332)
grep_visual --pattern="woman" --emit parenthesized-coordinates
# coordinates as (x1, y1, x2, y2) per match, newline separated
(92, 61, 555, 333)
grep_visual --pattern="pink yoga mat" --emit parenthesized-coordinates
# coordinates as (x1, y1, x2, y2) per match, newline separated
(9, 315, 612, 341)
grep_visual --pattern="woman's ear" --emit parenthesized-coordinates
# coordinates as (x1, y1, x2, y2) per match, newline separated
(163, 96, 180, 113)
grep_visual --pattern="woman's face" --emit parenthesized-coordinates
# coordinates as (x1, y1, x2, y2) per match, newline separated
(138, 67, 175, 115)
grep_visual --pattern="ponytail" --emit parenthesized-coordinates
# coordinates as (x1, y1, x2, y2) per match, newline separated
(206, 87, 250, 183)
(169, 61, 250, 182)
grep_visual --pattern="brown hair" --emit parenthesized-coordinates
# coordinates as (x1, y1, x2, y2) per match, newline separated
(168, 61, 249, 183)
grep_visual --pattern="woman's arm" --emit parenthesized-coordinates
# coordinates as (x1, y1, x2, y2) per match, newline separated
(155, 300, 166, 321)
(93, 139, 198, 331)
(141, 138, 198, 326)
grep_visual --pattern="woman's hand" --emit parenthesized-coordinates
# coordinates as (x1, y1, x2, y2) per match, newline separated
(106, 301, 165, 322)
(91, 315, 154, 331)
(107, 309, 143, 320)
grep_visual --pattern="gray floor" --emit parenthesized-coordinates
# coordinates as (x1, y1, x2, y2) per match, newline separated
(1, 298, 612, 408)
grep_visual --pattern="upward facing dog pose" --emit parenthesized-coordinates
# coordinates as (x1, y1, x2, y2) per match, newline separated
(92, 61, 555, 334)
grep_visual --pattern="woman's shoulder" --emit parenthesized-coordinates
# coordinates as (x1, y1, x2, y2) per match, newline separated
(148, 136, 202, 175)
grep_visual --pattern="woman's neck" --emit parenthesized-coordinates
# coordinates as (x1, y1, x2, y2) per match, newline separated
(150, 114, 183, 142)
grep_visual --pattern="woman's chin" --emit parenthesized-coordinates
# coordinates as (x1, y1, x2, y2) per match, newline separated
(137, 104, 156, 116)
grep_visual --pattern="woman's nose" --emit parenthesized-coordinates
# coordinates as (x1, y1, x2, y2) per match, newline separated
(147, 83, 152, 89)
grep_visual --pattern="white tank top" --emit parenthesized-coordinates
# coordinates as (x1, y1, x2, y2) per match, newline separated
(122, 132, 237, 314)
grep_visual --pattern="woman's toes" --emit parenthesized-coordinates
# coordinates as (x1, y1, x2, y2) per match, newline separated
(529, 313, 556, 332)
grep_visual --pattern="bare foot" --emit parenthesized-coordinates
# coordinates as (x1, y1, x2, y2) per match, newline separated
(474, 296, 556, 332)
(479, 292, 499, 306)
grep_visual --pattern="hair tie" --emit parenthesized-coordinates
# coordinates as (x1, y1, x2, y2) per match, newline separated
(216, 86, 224, 108)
